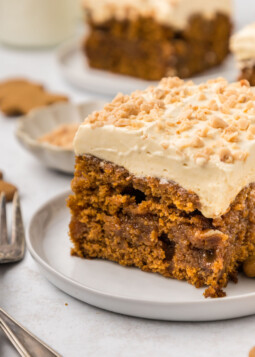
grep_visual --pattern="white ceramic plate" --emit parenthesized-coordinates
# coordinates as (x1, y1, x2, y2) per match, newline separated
(27, 191, 255, 321)
(15, 101, 105, 174)
(56, 38, 238, 97)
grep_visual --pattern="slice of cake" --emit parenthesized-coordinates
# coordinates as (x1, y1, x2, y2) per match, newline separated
(230, 24, 255, 85)
(82, 0, 232, 80)
(68, 77, 255, 298)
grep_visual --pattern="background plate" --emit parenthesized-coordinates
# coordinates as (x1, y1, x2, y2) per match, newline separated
(56, 39, 238, 97)
(16, 101, 105, 174)
(27, 191, 255, 321)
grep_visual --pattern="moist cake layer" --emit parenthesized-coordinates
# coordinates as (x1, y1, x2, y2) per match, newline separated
(85, 14, 231, 80)
(75, 77, 255, 218)
(83, 0, 232, 80)
(82, 0, 232, 29)
(68, 155, 255, 298)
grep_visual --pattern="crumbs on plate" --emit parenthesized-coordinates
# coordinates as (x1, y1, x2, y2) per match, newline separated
(38, 123, 80, 150)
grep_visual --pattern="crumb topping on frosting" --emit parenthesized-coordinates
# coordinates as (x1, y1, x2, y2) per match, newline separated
(85, 77, 255, 166)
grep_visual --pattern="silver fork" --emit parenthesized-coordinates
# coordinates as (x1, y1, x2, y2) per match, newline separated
(0, 308, 61, 357)
(0, 192, 61, 356)
(0, 192, 25, 263)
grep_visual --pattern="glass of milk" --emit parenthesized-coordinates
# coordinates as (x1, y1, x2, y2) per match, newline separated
(0, 0, 79, 48)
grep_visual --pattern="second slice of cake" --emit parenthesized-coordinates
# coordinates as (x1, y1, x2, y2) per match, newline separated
(68, 77, 255, 297)
(231, 23, 255, 85)
(83, 0, 232, 80)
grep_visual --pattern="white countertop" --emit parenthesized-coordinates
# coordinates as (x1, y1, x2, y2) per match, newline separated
(1, 1, 255, 356)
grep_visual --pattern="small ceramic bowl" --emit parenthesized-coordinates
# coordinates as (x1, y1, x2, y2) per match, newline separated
(15, 100, 105, 173)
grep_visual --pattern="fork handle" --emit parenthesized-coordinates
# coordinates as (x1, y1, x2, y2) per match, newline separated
(0, 318, 30, 357)
(0, 308, 61, 357)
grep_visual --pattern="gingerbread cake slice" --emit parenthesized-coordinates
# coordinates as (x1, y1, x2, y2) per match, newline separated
(82, 0, 232, 80)
(68, 77, 255, 298)
(230, 23, 255, 85)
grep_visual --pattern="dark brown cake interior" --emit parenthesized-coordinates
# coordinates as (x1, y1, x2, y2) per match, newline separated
(68, 155, 255, 298)
(84, 13, 231, 80)
(239, 66, 255, 86)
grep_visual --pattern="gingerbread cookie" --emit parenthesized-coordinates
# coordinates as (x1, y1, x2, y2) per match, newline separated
(0, 171, 3, 180)
(0, 78, 68, 116)
(0, 180, 17, 202)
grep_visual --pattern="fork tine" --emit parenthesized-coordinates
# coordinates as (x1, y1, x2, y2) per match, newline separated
(11, 192, 25, 255)
(0, 192, 8, 245)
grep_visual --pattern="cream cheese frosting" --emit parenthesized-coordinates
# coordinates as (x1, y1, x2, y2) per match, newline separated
(74, 77, 255, 219)
(82, 0, 232, 29)
(230, 23, 255, 63)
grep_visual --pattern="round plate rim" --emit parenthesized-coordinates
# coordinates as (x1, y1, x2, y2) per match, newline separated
(56, 38, 236, 97)
(27, 190, 255, 320)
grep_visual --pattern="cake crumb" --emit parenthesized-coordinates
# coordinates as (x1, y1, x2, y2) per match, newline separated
(249, 346, 255, 357)
(0, 180, 17, 202)
(210, 116, 228, 129)
(219, 148, 234, 163)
